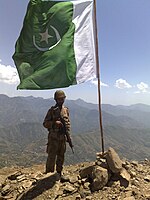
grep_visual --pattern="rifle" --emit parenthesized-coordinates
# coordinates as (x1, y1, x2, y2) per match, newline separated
(53, 107, 74, 154)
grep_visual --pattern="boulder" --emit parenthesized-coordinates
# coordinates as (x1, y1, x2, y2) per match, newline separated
(106, 147, 122, 173)
(90, 166, 108, 192)
(79, 165, 94, 179)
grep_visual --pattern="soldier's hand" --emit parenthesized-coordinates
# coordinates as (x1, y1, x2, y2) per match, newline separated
(55, 120, 63, 128)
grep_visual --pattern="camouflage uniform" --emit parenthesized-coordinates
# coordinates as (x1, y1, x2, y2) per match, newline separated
(43, 105, 71, 173)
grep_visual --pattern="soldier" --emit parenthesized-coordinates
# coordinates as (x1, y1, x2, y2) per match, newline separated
(43, 90, 71, 180)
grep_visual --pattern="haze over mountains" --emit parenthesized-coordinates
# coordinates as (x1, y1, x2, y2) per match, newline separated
(0, 94, 150, 168)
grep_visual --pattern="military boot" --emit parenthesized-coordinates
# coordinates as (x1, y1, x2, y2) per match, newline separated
(55, 172, 61, 181)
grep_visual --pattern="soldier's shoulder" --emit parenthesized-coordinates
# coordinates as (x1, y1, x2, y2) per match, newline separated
(48, 106, 55, 111)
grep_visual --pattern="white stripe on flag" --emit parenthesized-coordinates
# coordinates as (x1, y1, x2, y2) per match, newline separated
(72, 0, 96, 84)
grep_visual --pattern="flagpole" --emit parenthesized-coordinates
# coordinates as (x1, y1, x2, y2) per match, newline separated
(93, 0, 105, 153)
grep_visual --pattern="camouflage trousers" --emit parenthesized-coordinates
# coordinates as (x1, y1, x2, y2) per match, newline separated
(46, 131, 66, 173)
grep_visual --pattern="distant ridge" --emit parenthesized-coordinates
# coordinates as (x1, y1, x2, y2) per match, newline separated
(0, 94, 150, 168)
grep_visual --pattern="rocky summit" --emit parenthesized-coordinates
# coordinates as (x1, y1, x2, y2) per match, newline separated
(0, 148, 150, 200)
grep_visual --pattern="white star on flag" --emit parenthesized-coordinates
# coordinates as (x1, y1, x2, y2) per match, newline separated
(40, 28, 52, 44)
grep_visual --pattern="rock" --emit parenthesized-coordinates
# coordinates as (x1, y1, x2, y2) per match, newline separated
(120, 168, 130, 182)
(52, 183, 62, 198)
(1, 184, 11, 196)
(79, 185, 91, 198)
(63, 183, 76, 193)
(17, 186, 24, 194)
(0, 175, 6, 186)
(78, 180, 82, 185)
(144, 175, 150, 182)
(123, 163, 131, 170)
(131, 179, 139, 187)
(11, 180, 17, 184)
(60, 174, 70, 183)
(131, 161, 138, 167)
(145, 191, 150, 199)
(99, 158, 107, 163)
(86, 196, 92, 200)
(3, 193, 17, 200)
(16, 174, 26, 182)
(33, 171, 44, 180)
(125, 191, 133, 197)
(95, 161, 101, 166)
(84, 182, 90, 189)
(131, 186, 140, 196)
(69, 176, 78, 184)
(96, 151, 107, 158)
(123, 197, 135, 200)
(75, 194, 81, 200)
(107, 180, 118, 187)
(79, 165, 94, 179)
(130, 171, 136, 178)
(22, 180, 33, 189)
(81, 178, 88, 185)
(120, 178, 130, 188)
(106, 147, 122, 173)
(96, 159, 108, 170)
(136, 164, 144, 172)
(7, 171, 21, 180)
(79, 191, 86, 199)
(90, 166, 108, 192)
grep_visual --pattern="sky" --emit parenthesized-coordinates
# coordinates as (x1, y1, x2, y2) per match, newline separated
(0, 0, 150, 105)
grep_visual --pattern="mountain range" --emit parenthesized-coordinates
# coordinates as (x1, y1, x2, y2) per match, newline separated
(0, 94, 150, 168)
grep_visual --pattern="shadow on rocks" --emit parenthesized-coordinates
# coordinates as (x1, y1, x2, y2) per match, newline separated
(17, 173, 57, 200)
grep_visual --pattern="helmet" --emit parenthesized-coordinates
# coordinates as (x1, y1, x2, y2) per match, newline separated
(54, 90, 66, 100)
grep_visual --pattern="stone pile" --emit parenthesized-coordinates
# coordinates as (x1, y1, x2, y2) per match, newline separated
(0, 147, 150, 200)
(79, 147, 131, 192)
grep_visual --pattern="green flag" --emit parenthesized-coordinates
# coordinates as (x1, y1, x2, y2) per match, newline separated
(13, 0, 96, 90)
